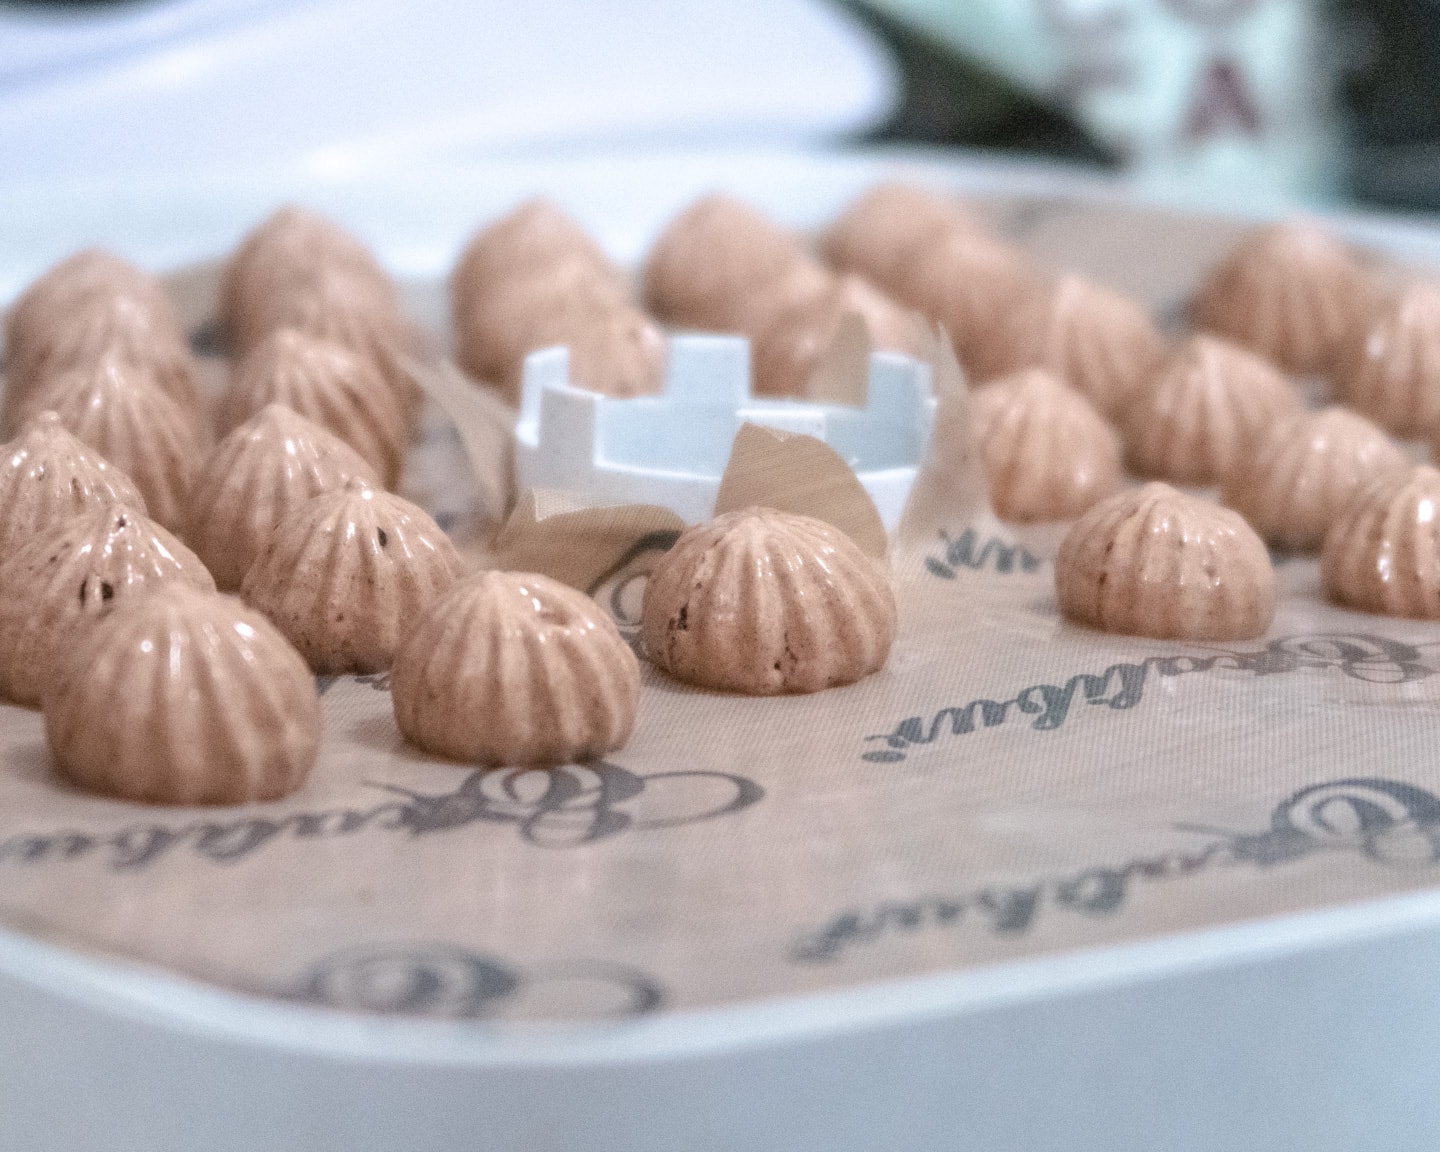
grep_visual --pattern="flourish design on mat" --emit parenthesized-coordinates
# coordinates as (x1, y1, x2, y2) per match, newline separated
(0, 761, 763, 872)
(924, 528, 1044, 580)
(862, 633, 1438, 762)
(288, 942, 664, 1019)
(790, 777, 1440, 964)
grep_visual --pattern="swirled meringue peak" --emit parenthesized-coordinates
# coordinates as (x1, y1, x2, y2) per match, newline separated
(391, 570, 640, 766)
(1322, 464, 1440, 618)
(642, 506, 896, 695)
(1056, 482, 1275, 640)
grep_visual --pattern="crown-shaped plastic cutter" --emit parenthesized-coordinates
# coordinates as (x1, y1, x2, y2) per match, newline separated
(514, 334, 936, 528)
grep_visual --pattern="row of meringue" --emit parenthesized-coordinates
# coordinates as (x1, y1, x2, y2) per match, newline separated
(451, 199, 665, 404)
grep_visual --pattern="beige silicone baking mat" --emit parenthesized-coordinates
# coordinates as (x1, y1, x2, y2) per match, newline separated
(3, 196, 1440, 1024)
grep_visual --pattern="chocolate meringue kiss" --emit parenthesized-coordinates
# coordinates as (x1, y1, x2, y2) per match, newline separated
(1322, 465, 1440, 618)
(642, 507, 896, 695)
(391, 570, 640, 766)
(821, 183, 984, 291)
(1335, 278, 1440, 438)
(1056, 483, 1275, 640)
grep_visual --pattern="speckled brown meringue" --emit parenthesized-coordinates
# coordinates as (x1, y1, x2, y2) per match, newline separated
(642, 507, 896, 695)
(1056, 482, 1275, 640)
(752, 273, 925, 397)
(820, 183, 984, 290)
(183, 404, 377, 591)
(0, 503, 214, 706)
(972, 369, 1123, 523)
(4, 290, 200, 424)
(241, 478, 465, 673)
(392, 570, 639, 765)
(219, 328, 407, 487)
(220, 205, 394, 351)
(4, 249, 181, 372)
(1334, 278, 1440, 438)
(1222, 407, 1409, 551)
(892, 228, 1038, 382)
(0, 410, 144, 559)
(1322, 465, 1440, 617)
(643, 194, 830, 334)
(43, 585, 320, 805)
(1190, 220, 1371, 376)
(994, 274, 1167, 418)
(1122, 334, 1304, 486)
(23, 354, 200, 530)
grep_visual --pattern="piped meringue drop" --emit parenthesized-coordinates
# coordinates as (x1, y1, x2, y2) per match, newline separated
(1322, 465, 1440, 618)
(1334, 278, 1440, 438)
(493, 296, 667, 404)
(1056, 482, 1275, 640)
(392, 570, 640, 765)
(1190, 220, 1371, 375)
(994, 274, 1167, 417)
(1222, 407, 1409, 551)
(23, 355, 200, 530)
(220, 328, 407, 487)
(752, 274, 925, 398)
(241, 479, 465, 673)
(820, 183, 984, 289)
(0, 410, 144, 558)
(0, 503, 214, 706)
(43, 585, 320, 805)
(1122, 335, 1304, 485)
(183, 404, 377, 591)
(972, 369, 1123, 523)
(642, 507, 896, 695)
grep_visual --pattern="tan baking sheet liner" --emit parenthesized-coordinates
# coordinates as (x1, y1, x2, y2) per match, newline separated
(1, 197, 1439, 1024)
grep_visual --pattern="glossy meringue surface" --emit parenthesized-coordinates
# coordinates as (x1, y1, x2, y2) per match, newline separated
(220, 328, 407, 487)
(184, 404, 377, 592)
(391, 570, 640, 765)
(1335, 279, 1440, 438)
(1122, 334, 1304, 485)
(973, 368, 1123, 523)
(997, 274, 1167, 418)
(1223, 406, 1409, 551)
(1056, 482, 1275, 640)
(1322, 464, 1440, 618)
(241, 479, 465, 673)
(1191, 220, 1370, 375)
(642, 506, 896, 695)
(0, 410, 145, 557)
(0, 502, 214, 706)
(43, 585, 320, 805)
(23, 355, 200, 531)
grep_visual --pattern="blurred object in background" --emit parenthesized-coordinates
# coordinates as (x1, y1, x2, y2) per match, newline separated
(850, 0, 1348, 207)
(0, 0, 896, 182)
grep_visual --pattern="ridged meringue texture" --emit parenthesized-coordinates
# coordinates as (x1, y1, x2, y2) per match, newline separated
(1190, 220, 1371, 376)
(241, 478, 466, 674)
(183, 404, 377, 592)
(995, 274, 1168, 415)
(1322, 465, 1440, 618)
(892, 228, 1037, 382)
(4, 249, 182, 378)
(1056, 482, 1275, 640)
(642, 194, 823, 333)
(0, 503, 214, 706)
(1222, 407, 1409, 551)
(4, 292, 200, 429)
(392, 570, 640, 765)
(23, 354, 200, 531)
(1122, 334, 1304, 485)
(1335, 278, 1440, 438)
(220, 205, 395, 352)
(752, 273, 924, 397)
(43, 585, 320, 805)
(820, 183, 983, 290)
(642, 507, 896, 695)
(972, 369, 1123, 523)
(0, 410, 145, 559)
(220, 328, 407, 487)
